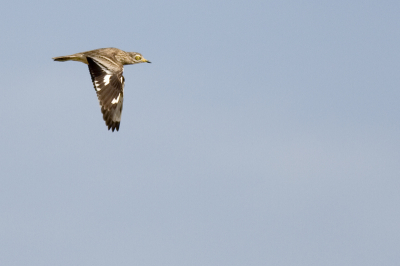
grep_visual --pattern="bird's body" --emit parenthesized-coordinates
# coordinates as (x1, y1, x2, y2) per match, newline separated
(53, 47, 150, 132)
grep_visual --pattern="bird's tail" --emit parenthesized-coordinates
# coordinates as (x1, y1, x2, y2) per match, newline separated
(52, 54, 88, 64)
(52, 55, 76, 62)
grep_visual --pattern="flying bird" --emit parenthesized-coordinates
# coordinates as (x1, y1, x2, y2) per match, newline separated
(53, 47, 151, 132)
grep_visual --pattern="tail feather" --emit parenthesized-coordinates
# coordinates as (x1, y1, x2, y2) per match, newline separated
(53, 55, 75, 62)
(52, 54, 87, 64)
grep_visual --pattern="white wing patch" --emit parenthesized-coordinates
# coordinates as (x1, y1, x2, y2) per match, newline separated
(94, 80, 101, 91)
(112, 100, 123, 122)
(111, 94, 121, 104)
(103, 74, 111, 85)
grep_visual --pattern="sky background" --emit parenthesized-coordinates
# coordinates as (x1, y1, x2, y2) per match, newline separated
(1, 1, 399, 265)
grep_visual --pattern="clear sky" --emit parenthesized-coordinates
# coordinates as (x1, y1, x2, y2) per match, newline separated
(1, 1, 399, 265)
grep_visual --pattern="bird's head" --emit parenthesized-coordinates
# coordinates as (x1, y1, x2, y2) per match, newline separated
(127, 52, 151, 64)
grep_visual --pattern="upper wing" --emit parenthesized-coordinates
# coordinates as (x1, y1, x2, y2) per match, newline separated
(87, 56, 125, 132)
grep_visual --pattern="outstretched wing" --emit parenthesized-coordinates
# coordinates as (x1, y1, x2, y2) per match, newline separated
(87, 56, 125, 132)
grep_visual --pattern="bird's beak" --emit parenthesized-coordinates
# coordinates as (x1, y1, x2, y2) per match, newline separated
(142, 58, 151, 63)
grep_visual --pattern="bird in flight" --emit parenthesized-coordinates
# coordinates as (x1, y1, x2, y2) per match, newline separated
(53, 47, 151, 132)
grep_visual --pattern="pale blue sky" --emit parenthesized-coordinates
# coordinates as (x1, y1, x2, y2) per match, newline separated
(1, 1, 400, 265)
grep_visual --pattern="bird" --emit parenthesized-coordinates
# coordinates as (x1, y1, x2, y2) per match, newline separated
(53, 47, 151, 132)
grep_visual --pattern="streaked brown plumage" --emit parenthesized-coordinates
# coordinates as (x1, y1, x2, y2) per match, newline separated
(53, 47, 151, 132)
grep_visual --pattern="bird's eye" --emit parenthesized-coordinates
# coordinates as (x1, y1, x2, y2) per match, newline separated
(135, 55, 142, 60)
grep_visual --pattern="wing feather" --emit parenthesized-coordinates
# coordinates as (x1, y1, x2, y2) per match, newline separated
(87, 57, 125, 132)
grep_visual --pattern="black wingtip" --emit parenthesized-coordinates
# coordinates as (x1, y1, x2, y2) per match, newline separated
(107, 122, 120, 132)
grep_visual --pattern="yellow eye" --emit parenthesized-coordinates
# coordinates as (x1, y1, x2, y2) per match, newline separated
(135, 55, 142, 60)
